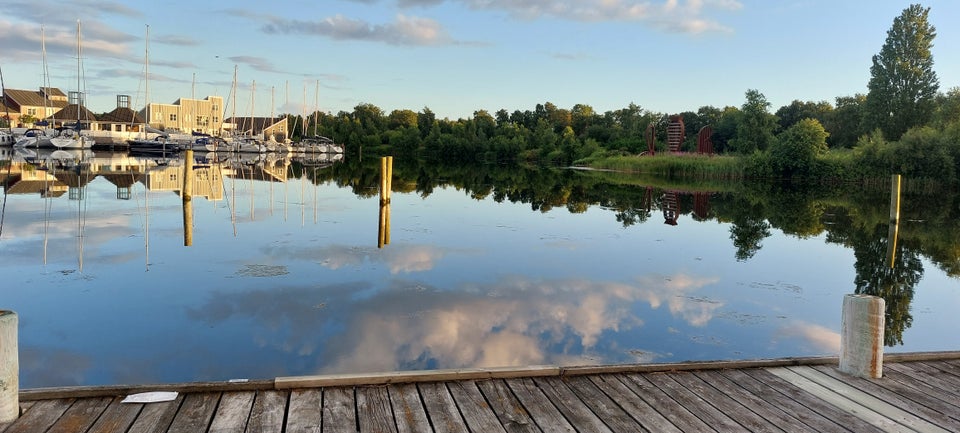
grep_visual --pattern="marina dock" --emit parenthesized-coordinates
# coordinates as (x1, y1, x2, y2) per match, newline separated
(2, 352, 959, 432)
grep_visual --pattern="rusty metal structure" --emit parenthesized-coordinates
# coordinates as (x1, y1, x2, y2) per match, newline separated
(645, 123, 656, 155)
(697, 125, 714, 155)
(666, 115, 685, 153)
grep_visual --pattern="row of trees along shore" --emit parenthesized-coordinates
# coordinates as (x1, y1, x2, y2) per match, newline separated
(285, 4, 959, 185)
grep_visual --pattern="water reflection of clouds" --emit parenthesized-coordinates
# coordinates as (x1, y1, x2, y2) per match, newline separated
(774, 321, 841, 354)
(186, 272, 720, 376)
(260, 243, 456, 274)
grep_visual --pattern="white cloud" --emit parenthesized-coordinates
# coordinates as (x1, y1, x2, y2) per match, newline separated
(409, 0, 741, 34)
(261, 13, 453, 46)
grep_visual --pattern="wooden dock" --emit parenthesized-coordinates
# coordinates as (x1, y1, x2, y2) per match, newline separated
(2, 353, 959, 433)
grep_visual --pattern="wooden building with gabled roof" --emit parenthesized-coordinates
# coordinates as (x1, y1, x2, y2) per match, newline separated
(0, 87, 69, 126)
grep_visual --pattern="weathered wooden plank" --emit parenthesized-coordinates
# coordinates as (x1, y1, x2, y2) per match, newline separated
(618, 373, 714, 433)
(277, 366, 560, 389)
(85, 397, 142, 433)
(418, 382, 469, 433)
(813, 365, 960, 430)
(285, 389, 322, 433)
(207, 391, 255, 433)
(388, 383, 431, 433)
(645, 372, 748, 432)
(587, 374, 680, 433)
(505, 378, 576, 433)
(889, 362, 960, 399)
(786, 365, 951, 433)
(562, 356, 837, 376)
(247, 390, 287, 433)
(45, 396, 111, 433)
(669, 370, 784, 432)
(19, 380, 274, 401)
(322, 387, 357, 433)
(2, 399, 73, 433)
(692, 370, 814, 433)
(167, 392, 220, 433)
(357, 386, 398, 433)
(475, 379, 541, 433)
(884, 363, 960, 403)
(446, 381, 507, 433)
(126, 394, 184, 433)
(920, 360, 960, 380)
(767, 367, 910, 432)
(531, 377, 612, 433)
(731, 369, 882, 433)
(562, 376, 647, 432)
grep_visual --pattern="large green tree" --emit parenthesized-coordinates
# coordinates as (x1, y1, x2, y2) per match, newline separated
(730, 89, 777, 154)
(864, 4, 939, 141)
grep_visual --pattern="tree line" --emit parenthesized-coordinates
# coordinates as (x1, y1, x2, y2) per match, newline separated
(283, 4, 958, 182)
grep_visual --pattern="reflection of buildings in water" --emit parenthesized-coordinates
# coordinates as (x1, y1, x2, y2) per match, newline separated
(1, 151, 341, 204)
(143, 164, 226, 201)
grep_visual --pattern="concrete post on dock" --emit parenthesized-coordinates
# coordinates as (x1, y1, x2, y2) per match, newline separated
(839, 294, 885, 379)
(0, 310, 18, 423)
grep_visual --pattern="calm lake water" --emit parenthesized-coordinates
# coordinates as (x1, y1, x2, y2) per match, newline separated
(1, 149, 958, 388)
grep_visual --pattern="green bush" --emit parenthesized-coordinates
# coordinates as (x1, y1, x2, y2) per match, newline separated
(770, 118, 830, 177)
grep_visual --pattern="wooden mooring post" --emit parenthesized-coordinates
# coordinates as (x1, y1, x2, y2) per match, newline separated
(182, 149, 194, 247)
(0, 310, 17, 422)
(839, 294, 885, 379)
(378, 156, 392, 248)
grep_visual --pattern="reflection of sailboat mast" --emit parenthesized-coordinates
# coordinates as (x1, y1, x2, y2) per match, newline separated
(300, 167, 305, 226)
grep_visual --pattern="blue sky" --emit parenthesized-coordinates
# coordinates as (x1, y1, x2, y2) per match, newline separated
(1, 0, 957, 120)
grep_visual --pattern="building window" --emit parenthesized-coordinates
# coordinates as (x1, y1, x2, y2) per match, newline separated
(212, 105, 219, 112)
(169, 113, 177, 122)
(213, 117, 219, 124)
(27, 108, 37, 116)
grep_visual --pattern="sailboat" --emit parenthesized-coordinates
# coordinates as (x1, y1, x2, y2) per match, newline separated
(50, 20, 94, 150)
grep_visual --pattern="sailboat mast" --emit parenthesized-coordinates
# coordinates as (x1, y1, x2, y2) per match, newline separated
(313, 79, 319, 137)
(145, 25, 149, 129)
(76, 20, 82, 128)
(231, 65, 237, 137)
(41, 25, 50, 122)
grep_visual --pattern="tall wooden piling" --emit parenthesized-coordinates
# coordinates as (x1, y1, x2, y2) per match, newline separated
(0, 310, 18, 423)
(839, 294, 885, 379)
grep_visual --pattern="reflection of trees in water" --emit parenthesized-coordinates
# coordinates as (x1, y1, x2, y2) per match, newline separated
(851, 223, 922, 346)
(725, 196, 771, 261)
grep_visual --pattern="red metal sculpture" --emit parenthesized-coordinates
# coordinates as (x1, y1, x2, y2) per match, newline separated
(667, 115, 684, 153)
(645, 123, 656, 156)
(697, 125, 714, 155)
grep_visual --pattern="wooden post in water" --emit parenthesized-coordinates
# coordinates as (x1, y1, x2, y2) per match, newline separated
(839, 294, 885, 379)
(0, 310, 18, 423)
(182, 149, 194, 246)
(378, 157, 392, 248)
(887, 174, 901, 268)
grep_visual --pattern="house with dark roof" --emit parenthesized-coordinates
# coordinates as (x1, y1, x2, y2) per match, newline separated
(95, 95, 146, 135)
(0, 87, 69, 126)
